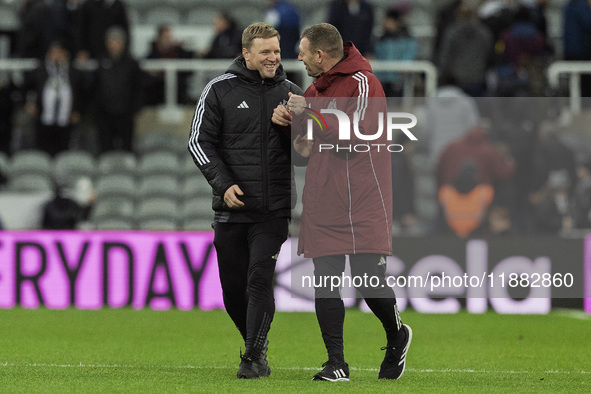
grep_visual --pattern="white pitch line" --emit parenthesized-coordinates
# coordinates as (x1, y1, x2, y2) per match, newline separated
(0, 362, 589, 375)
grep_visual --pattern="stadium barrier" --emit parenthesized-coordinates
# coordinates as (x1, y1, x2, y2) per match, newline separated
(547, 61, 591, 115)
(0, 58, 437, 108)
(0, 231, 589, 314)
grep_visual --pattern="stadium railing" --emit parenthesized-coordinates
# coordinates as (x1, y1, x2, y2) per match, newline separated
(0, 58, 437, 113)
(547, 61, 591, 115)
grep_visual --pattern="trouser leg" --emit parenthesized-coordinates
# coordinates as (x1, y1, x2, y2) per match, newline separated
(350, 253, 404, 346)
(213, 222, 249, 341)
(313, 254, 346, 363)
(243, 218, 289, 356)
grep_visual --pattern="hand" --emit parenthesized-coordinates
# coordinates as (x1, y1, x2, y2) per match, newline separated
(272, 104, 292, 127)
(294, 133, 314, 158)
(224, 184, 244, 208)
(287, 92, 307, 115)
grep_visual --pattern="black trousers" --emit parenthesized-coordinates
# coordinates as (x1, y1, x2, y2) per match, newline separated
(313, 254, 401, 362)
(96, 111, 134, 153)
(213, 218, 289, 356)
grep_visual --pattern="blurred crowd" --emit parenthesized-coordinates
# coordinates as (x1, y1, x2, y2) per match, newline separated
(0, 0, 590, 236)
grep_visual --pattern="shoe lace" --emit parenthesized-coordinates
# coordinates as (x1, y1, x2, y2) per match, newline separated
(381, 345, 401, 363)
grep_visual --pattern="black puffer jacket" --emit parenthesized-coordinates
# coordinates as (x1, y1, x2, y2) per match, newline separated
(188, 57, 303, 222)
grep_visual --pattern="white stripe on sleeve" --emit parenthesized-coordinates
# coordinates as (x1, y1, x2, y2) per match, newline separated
(188, 73, 236, 165)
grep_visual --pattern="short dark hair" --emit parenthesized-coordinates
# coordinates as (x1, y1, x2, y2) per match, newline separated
(242, 22, 280, 51)
(301, 23, 343, 59)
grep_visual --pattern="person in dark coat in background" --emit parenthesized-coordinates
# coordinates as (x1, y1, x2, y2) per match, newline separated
(16, 0, 48, 59)
(92, 26, 142, 153)
(563, 0, 591, 97)
(24, 40, 84, 156)
(200, 11, 242, 59)
(145, 24, 195, 105)
(75, 0, 129, 61)
(327, 0, 375, 56)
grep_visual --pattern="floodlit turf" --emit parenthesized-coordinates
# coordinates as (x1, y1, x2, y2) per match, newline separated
(0, 308, 589, 393)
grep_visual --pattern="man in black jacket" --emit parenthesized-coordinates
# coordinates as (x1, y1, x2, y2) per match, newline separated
(188, 22, 303, 379)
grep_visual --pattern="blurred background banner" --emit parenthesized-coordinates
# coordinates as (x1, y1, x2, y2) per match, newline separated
(0, 230, 223, 310)
(0, 232, 587, 314)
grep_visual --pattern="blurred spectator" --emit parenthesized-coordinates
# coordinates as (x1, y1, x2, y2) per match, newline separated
(327, 0, 375, 56)
(433, 0, 462, 63)
(144, 25, 195, 105)
(487, 205, 513, 235)
(92, 26, 142, 153)
(495, 5, 550, 96)
(478, 0, 516, 41)
(265, 0, 301, 59)
(200, 11, 242, 59)
(75, 0, 129, 61)
(16, 0, 49, 59)
(438, 3, 494, 96)
(0, 77, 15, 155)
(424, 79, 480, 167)
(532, 169, 575, 234)
(438, 160, 495, 237)
(572, 156, 591, 228)
(24, 40, 84, 157)
(45, 0, 81, 55)
(521, 0, 552, 51)
(42, 180, 85, 230)
(530, 121, 577, 199)
(436, 127, 515, 237)
(374, 7, 417, 97)
(563, 0, 591, 97)
(436, 126, 516, 188)
(391, 134, 417, 233)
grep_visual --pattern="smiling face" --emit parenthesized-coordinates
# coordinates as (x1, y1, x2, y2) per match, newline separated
(298, 37, 322, 78)
(243, 37, 281, 79)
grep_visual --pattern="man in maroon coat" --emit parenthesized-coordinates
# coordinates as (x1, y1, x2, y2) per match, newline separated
(273, 23, 412, 382)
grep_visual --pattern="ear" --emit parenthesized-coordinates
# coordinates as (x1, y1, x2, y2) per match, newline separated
(317, 49, 323, 64)
(242, 47, 249, 60)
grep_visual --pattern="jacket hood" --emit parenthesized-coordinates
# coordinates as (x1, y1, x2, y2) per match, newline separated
(314, 42, 372, 92)
(226, 56, 287, 85)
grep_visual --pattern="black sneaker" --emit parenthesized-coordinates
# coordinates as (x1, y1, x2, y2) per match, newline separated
(236, 352, 261, 379)
(312, 360, 350, 382)
(255, 338, 271, 377)
(379, 324, 412, 379)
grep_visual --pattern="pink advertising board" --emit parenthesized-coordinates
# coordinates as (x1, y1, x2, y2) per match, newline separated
(0, 231, 224, 310)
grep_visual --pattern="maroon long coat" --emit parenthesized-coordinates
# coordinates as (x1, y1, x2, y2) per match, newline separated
(297, 42, 393, 258)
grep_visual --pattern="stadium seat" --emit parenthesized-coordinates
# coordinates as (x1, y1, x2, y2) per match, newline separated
(0, 151, 9, 179)
(180, 196, 214, 230)
(0, 6, 20, 30)
(232, 4, 264, 26)
(144, 6, 182, 26)
(95, 174, 137, 200)
(137, 175, 181, 200)
(181, 174, 211, 199)
(91, 197, 135, 222)
(7, 174, 54, 193)
(138, 218, 179, 231)
(184, 6, 220, 26)
(137, 151, 180, 178)
(95, 218, 135, 231)
(136, 197, 179, 222)
(53, 150, 97, 185)
(97, 150, 138, 177)
(135, 132, 185, 157)
(8, 150, 53, 178)
(181, 154, 199, 178)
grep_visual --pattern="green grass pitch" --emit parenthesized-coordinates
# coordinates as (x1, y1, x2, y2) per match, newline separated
(0, 307, 589, 393)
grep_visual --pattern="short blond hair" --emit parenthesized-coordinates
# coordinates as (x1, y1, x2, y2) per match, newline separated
(242, 22, 280, 50)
